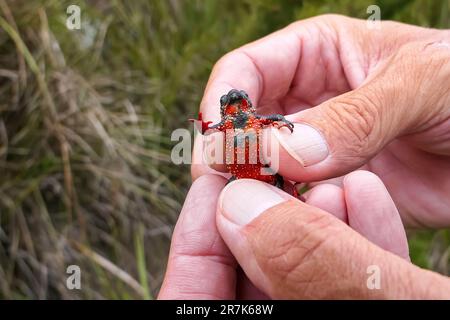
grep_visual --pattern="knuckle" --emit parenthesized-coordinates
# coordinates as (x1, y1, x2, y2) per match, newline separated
(393, 41, 450, 118)
(322, 93, 381, 159)
(213, 51, 236, 73)
(288, 14, 351, 35)
(251, 204, 345, 296)
(312, 13, 349, 24)
(267, 219, 330, 271)
(396, 41, 450, 78)
(214, 49, 253, 73)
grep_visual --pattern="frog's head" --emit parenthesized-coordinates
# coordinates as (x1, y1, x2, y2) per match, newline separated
(220, 89, 255, 118)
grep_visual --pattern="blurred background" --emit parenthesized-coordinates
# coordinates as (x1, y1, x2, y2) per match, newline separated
(0, 0, 449, 299)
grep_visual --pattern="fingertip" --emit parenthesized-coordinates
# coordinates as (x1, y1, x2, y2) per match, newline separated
(194, 130, 229, 173)
(191, 134, 229, 181)
(343, 169, 382, 187)
(209, 163, 229, 173)
(190, 173, 228, 189)
(303, 184, 347, 222)
(343, 170, 410, 260)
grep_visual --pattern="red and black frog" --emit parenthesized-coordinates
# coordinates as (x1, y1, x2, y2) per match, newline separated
(191, 89, 301, 198)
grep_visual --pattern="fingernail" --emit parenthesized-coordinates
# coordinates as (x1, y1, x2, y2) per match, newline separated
(219, 179, 286, 226)
(273, 123, 329, 167)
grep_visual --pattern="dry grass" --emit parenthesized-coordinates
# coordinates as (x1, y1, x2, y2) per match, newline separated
(0, 0, 183, 299)
(0, 0, 448, 299)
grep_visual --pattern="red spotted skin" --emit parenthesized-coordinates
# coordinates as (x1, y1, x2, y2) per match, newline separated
(191, 89, 297, 195)
(224, 114, 277, 184)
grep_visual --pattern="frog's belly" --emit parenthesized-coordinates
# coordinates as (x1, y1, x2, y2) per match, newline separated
(225, 137, 276, 183)
(226, 163, 276, 184)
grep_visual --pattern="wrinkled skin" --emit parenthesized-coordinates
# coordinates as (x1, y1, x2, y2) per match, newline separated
(192, 15, 450, 229)
(159, 173, 450, 299)
(160, 15, 450, 299)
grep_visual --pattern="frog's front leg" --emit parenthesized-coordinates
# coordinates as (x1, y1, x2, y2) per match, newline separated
(256, 114, 294, 133)
(189, 112, 226, 135)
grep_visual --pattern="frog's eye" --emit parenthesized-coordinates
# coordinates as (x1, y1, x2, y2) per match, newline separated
(239, 90, 249, 98)
(220, 94, 229, 106)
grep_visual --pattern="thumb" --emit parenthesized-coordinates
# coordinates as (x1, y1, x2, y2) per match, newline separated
(216, 179, 445, 299)
(267, 41, 450, 181)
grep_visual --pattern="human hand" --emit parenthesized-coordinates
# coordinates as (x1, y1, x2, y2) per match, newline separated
(192, 15, 450, 228)
(158, 171, 450, 299)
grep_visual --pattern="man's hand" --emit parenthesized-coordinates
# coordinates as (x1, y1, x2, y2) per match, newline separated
(158, 171, 450, 299)
(192, 15, 450, 228)
(216, 176, 450, 299)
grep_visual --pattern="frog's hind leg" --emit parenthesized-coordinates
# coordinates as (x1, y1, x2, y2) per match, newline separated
(293, 182, 306, 202)
(274, 174, 284, 189)
(226, 175, 237, 185)
(275, 175, 306, 202)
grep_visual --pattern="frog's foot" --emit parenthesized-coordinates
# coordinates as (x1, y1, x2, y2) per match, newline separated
(272, 119, 294, 133)
(189, 112, 213, 134)
(274, 174, 284, 190)
(274, 176, 304, 201)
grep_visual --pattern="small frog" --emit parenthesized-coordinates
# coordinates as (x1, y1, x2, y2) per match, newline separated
(191, 89, 300, 197)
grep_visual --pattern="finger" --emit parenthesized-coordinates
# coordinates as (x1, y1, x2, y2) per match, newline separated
(193, 16, 352, 179)
(303, 183, 347, 222)
(264, 40, 450, 182)
(191, 134, 230, 180)
(158, 174, 236, 300)
(306, 164, 369, 188)
(192, 24, 303, 179)
(216, 179, 419, 299)
(343, 170, 410, 260)
(199, 23, 303, 122)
